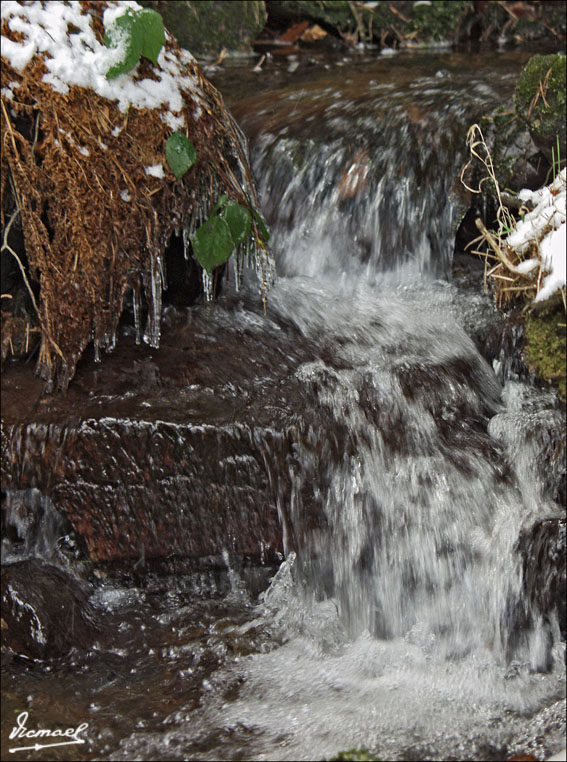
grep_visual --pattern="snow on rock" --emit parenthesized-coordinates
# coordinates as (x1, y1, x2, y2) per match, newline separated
(0, 0, 203, 130)
(506, 168, 566, 303)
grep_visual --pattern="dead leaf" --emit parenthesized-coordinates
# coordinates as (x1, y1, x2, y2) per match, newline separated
(300, 24, 327, 43)
(279, 21, 310, 43)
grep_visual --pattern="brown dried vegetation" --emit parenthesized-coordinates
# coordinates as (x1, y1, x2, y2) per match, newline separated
(1, 1, 265, 391)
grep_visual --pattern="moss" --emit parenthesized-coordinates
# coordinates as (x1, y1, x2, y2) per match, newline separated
(328, 750, 380, 762)
(514, 54, 566, 160)
(524, 304, 567, 401)
(140, 1, 267, 58)
(407, 0, 471, 42)
(478, 105, 537, 194)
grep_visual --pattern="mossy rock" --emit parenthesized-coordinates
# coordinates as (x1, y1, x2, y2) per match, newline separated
(478, 105, 547, 195)
(480, 1, 567, 42)
(524, 303, 566, 401)
(140, 0, 267, 58)
(515, 54, 566, 162)
(405, 0, 471, 42)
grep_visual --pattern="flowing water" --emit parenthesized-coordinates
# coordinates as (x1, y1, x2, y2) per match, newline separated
(2, 48, 566, 760)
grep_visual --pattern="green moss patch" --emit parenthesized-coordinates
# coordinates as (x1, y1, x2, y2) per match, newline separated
(407, 0, 470, 42)
(329, 750, 380, 762)
(515, 54, 566, 160)
(524, 304, 566, 400)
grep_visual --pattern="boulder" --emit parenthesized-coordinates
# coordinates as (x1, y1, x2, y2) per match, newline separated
(515, 54, 566, 163)
(1, 559, 99, 660)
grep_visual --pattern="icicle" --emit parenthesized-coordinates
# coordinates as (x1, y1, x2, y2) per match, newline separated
(103, 328, 117, 353)
(234, 244, 244, 292)
(201, 269, 214, 302)
(182, 222, 191, 260)
(143, 252, 163, 348)
(158, 253, 167, 292)
(132, 285, 142, 345)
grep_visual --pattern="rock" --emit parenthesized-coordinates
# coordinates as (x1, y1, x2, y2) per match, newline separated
(140, 1, 267, 58)
(0, 305, 318, 570)
(506, 517, 566, 670)
(515, 54, 566, 163)
(477, 105, 549, 195)
(521, 518, 566, 642)
(1, 559, 99, 660)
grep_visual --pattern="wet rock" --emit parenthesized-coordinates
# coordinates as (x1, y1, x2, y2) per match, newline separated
(506, 518, 566, 670)
(1, 487, 83, 566)
(521, 518, 566, 641)
(0, 305, 316, 569)
(1, 559, 99, 660)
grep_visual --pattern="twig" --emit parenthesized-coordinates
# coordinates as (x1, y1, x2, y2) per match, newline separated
(474, 218, 523, 274)
(1, 208, 40, 318)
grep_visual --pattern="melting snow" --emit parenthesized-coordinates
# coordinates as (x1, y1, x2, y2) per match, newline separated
(0, 0, 204, 129)
(507, 168, 566, 303)
(144, 164, 164, 178)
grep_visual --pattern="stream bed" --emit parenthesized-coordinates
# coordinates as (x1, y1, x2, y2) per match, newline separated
(1, 46, 566, 761)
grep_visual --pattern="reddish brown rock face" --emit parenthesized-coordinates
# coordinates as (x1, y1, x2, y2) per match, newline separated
(1, 305, 317, 569)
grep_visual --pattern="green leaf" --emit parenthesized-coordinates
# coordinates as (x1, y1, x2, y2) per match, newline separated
(104, 12, 143, 79)
(165, 132, 197, 179)
(104, 8, 165, 78)
(192, 216, 234, 274)
(224, 204, 252, 247)
(251, 207, 270, 243)
(212, 194, 229, 214)
(137, 8, 165, 65)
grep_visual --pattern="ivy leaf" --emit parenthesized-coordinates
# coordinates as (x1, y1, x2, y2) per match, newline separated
(137, 8, 165, 65)
(192, 216, 234, 274)
(251, 207, 271, 243)
(224, 204, 252, 247)
(104, 8, 165, 78)
(165, 132, 197, 179)
(104, 12, 143, 79)
(212, 194, 229, 214)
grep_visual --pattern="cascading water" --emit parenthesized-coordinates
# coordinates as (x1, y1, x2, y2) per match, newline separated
(235, 60, 563, 667)
(185, 53, 565, 760)
(1, 52, 565, 761)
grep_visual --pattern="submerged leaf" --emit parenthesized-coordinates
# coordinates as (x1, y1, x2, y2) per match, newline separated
(165, 132, 197, 179)
(224, 204, 252, 247)
(192, 216, 234, 274)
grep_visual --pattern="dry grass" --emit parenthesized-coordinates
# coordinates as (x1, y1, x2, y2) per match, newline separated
(460, 124, 565, 312)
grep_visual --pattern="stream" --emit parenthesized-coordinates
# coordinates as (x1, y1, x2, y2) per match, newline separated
(1, 47, 566, 761)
